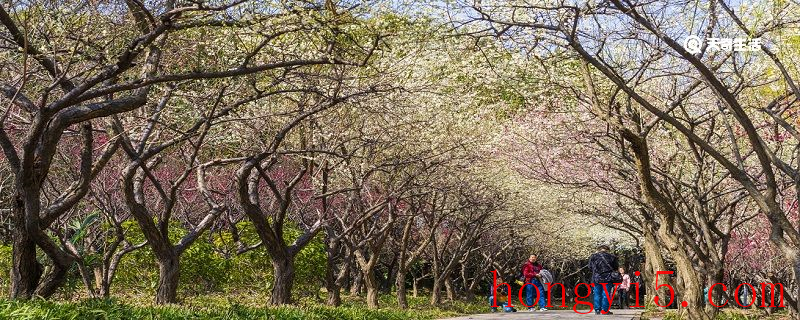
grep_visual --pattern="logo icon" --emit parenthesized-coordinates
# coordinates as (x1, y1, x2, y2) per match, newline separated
(683, 35, 703, 54)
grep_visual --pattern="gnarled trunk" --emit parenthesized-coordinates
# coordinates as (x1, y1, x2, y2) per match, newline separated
(625, 132, 712, 319)
(155, 254, 180, 304)
(10, 214, 41, 299)
(350, 270, 363, 296)
(34, 263, 72, 298)
(324, 257, 340, 306)
(364, 268, 379, 309)
(270, 257, 295, 305)
(326, 281, 341, 306)
(324, 238, 341, 306)
(396, 271, 408, 308)
(643, 225, 667, 309)
(430, 278, 443, 305)
(95, 267, 111, 298)
(445, 277, 455, 301)
(667, 245, 711, 320)
(705, 264, 725, 315)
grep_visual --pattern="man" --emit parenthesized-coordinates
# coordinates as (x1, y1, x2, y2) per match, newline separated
(617, 267, 630, 309)
(522, 254, 548, 311)
(589, 245, 619, 315)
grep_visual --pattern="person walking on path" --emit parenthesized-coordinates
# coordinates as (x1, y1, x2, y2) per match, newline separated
(522, 254, 548, 312)
(617, 267, 631, 309)
(589, 245, 620, 315)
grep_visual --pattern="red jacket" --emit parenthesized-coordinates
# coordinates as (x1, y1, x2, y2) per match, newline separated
(522, 261, 543, 282)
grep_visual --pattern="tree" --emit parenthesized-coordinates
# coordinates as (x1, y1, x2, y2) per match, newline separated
(459, 0, 800, 316)
(0, 0, 369, 301)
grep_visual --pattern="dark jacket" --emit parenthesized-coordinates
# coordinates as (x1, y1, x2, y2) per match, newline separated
(588, 251, 619, 283)
(522, 261, 543, 283)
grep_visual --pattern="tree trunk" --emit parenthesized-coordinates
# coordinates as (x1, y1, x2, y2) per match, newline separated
(270, 256, 295, 305)
(76, 262, 96, 298)
(668, 248, 710, 320)
(396, 271, 408, 308)
(464, 266, 480, 302)
(464, 287, 475, 301)
(382, 256, 397, 294)
(793, 261, 800, 318)
(445, 277, 455, 301)
(648, 210, 710, 320)
(324, 238, 340, 306)
(10, 224, 41, 299)
(96, 267, 111, 298)
(643, 226, 667, 309)
(413, 276, 419, 298)
(626, 133, 710, 319)
(364, 268, 379, 309)
(99, 244, 137, 298)
(324, 258, 340, 306)
(331, 254, 351, 307)
(155, 255, 180, 304)
(326, 282, 341, 306)
(350, 270, 363, 296)
(705, 265, 725, 315)
(10, 195, 43, 299)
(33, 264, 70, 298)
(430, 278, 443, 305)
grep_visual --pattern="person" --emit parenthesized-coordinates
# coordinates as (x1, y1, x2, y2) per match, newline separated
(617, 267, 630, 309)
(589, 244, 619, 315)
(522, 254, 548, 312)
(631, 270, 644, 302)
(487, 276, 517, 313)
(739, 283, 751, 306)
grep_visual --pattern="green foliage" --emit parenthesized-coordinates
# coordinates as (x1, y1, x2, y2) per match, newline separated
(181, 236, 230, 294)
(113, 221, 157, 293)
(69, 212, 99, 246)
(662, 312, 682, 320)
(284, 224, 326, 296)
(214, 221, 327, 296)
(113, 220, 326, 299)
(0, 245, 10, 294)
(644, 299, 660, 313)
(213, 222, 273, 293)
(114, 221, 228, 295)
(0, 296, 485, 320)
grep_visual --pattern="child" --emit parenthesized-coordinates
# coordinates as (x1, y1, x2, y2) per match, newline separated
(488, 276, 517, 313)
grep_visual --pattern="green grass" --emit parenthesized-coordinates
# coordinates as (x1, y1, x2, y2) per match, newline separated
(0, 294, 487, 320)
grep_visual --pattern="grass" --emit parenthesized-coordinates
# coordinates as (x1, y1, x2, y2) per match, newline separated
(0, 294, 487, 320)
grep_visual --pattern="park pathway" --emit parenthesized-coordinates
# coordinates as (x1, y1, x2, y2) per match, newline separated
(440, 309, 644, 320)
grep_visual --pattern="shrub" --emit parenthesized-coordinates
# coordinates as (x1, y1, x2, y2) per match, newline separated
(114, 221, 228, 296)
(113, 220, 325, 299)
